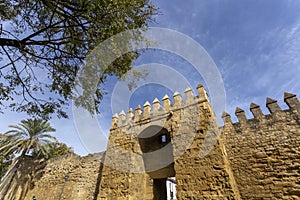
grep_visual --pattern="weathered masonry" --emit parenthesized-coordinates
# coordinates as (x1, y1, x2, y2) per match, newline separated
(221, 93, 300, 199)
(0, 84, 299, 200)
(97, 84, 240, 199)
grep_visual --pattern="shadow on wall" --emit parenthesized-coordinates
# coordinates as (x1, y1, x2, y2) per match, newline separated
(0, 156, 46, 200)
(92, 152, 106, 200)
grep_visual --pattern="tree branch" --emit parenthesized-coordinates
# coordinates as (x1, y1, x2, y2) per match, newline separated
(21, 20, 63, 42)
(0, 38, 24, 49)
(1, 46, 45, 104)
(0, 55, 23, 70)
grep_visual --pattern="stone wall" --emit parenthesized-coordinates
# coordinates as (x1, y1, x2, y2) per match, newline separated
(98, 84, 239, 199)
(0, 153, 105, 200)
(172, 91, 239, 199)
(0, 87, 299, 200)
(221, 93, 300, 199)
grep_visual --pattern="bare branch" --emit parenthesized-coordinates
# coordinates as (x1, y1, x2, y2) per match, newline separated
(1, 46, 45, 104)
(0, 38, 24, 49)
(21, 20, 64, 42)
(0, 55, 23, 70)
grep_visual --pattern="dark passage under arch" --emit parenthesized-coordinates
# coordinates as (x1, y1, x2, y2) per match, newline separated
(138, 125, 176, 200)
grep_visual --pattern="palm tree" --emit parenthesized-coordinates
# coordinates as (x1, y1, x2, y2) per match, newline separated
(0, 118, 58, 158)
(0, 118, 58, 199)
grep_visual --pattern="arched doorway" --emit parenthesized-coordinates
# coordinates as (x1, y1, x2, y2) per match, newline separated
(138, 125, 176, 200)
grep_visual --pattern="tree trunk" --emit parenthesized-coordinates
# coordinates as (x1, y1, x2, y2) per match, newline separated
(0, 155, 24, 200)
(21, 150, 27, 157)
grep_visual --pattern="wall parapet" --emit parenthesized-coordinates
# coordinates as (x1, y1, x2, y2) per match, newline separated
(222, 92, 299, 126)
(110, 84, 210, 130)
(221, 92, 300, 199)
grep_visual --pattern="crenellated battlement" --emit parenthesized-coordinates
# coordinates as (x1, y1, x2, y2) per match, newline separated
(222, 92, 299, 126)
(103, 83, 238, 199)
(221, 92, 300, 199)
(5, 84, 299, 200)
(111, 84, 210, 129)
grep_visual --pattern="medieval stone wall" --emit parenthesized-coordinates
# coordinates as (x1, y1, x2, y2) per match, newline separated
(0, 86, 299, 200)
(221, 93, 300, 199)
(0, 153, 105, 200)
(98, 84, 239, 199)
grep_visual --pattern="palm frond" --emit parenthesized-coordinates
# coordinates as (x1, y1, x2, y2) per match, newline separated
(2, 118, 58, 158)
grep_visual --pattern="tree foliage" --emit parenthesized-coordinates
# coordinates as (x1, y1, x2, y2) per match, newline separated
(0, 118, 57, 158)
(32, 142, 73, 160)
(0, 153, 14, 179)
(0, 0, 156, 118)
(0, 119, 70, 183)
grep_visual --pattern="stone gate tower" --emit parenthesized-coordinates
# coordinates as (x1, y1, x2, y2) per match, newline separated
(1, 85, 298, 200)
(97, 84, 240, 199)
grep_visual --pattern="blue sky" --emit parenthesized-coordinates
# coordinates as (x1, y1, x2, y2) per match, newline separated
(1, 0, 299, 155)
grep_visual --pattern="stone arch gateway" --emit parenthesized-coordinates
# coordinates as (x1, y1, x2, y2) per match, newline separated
(1, 85, 299, 200)
(97, 84, 240, 199)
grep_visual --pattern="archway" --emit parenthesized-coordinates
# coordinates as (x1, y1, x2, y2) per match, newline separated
(138, 125, 176, 200)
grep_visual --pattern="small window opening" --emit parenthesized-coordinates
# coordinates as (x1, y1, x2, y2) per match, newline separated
(161, 134, 167, 143)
